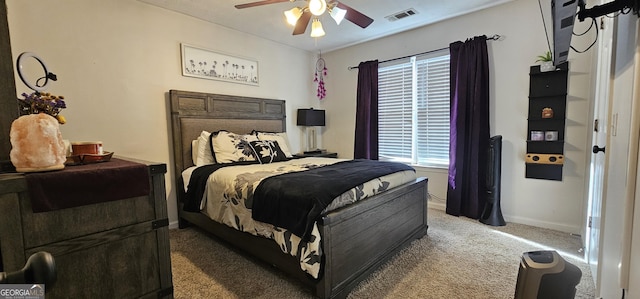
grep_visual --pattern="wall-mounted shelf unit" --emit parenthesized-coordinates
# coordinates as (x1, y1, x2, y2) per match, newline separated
(525, 61, 568, 181)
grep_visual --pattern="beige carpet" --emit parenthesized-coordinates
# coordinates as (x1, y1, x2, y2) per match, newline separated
(169, 208, 595, 298)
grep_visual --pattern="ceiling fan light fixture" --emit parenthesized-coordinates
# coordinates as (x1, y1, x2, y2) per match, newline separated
(329, 5, 347, 25)
(310, 18, 325, 37)
(308, 0, 327, 16)
(284, 7, 303, 26)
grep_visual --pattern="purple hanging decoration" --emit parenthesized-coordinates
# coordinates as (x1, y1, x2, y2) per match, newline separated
(314, 56, 327, 100)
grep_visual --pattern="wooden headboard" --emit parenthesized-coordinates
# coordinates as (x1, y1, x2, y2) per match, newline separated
(169, 90, 286, 190)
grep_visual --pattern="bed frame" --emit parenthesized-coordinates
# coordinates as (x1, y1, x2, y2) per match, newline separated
(169, 89, 428, 299)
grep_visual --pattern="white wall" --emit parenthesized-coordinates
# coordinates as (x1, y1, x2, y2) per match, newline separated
(321, 0, 595, 233)
(6, 0, 316, 227)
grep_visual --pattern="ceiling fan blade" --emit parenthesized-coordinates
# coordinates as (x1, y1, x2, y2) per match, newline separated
(336, 2, 374, 28)
(292, 11, 312, 35)
(235, 0, 290, 9)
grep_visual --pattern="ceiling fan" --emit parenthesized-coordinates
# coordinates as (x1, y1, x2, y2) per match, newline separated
(235, 0, 374, 37)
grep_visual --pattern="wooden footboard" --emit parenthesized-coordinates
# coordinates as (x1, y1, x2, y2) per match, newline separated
(317, 177, 428, 298)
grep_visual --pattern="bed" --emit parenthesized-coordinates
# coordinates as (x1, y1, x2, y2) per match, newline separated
(169, 89, 428, 299)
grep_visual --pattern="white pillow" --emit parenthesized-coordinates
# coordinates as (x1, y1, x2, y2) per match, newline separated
(195, 131, 215, 166)
(211, 130, 258, 163)
(191, 139, 199, 165)
(256, 132, 293, 157)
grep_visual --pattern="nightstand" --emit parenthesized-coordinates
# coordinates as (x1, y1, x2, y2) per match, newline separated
(293, 151, 338, 158)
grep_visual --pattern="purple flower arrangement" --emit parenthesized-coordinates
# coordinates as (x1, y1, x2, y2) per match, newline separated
(18, 92, 67, 124)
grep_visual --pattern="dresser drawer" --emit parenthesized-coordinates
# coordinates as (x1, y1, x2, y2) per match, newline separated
(20, 193, 155, 248)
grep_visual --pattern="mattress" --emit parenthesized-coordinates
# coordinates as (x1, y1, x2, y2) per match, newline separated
(182, 157, 416, 278)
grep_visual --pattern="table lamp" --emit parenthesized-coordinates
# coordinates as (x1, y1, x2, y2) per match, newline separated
(297, 108, 325, 153)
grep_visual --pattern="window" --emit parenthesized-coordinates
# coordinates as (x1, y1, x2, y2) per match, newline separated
(378, 51, 450, 168)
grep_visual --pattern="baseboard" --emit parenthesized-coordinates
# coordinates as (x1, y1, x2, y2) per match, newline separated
(428, 201, 446, 211)
(503, 215, 581, 235)
(169, 220, 180, 229)
(426, 201, 580, 235)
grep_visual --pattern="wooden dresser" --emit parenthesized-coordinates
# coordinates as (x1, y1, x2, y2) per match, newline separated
(0, 157, 173, 298)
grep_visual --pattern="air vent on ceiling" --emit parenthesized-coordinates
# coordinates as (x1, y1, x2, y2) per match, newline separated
(385, 8, 418, 22)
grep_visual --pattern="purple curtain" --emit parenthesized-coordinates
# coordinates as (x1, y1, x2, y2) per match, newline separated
(354, 60, 379, 159)
(446, 36, 490, 219)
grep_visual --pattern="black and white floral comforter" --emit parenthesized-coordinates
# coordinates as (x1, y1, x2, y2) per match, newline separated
(182, 157, 416, 278)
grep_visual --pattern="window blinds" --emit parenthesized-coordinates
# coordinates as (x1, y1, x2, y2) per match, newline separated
(378, 52, 450, 167)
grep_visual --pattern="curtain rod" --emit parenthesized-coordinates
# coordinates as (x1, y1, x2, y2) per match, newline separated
(347, 34, 503, 70)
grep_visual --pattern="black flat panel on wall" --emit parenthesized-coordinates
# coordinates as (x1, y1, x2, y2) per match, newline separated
(525, 164, 563, 181)
(527, 141, 565, 154)
(528, 62, 569, 97)
(525, 62, 568, 181)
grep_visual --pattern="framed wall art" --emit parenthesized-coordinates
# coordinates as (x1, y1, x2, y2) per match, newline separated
(181, 43, 259, 86)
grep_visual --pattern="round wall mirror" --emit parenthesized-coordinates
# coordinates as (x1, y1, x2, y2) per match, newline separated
(16, 52, 56, 92)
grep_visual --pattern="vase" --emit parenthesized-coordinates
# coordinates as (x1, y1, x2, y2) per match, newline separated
(540, 61, 555, 72)
(10, 114, 66, 172)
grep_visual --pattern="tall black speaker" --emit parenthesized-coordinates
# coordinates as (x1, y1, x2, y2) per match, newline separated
(480, 135, 506, 226)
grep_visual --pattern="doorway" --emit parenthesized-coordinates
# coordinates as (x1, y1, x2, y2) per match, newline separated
(584, 13, 614, 288)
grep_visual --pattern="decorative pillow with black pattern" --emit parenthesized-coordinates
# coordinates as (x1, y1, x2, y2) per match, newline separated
(209, 130, 258, 163)
(249, 140, 288, 164)
(253, 131, 293, 158)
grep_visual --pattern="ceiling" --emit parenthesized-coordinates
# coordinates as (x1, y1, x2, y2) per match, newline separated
(139, 0, 513, 52)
